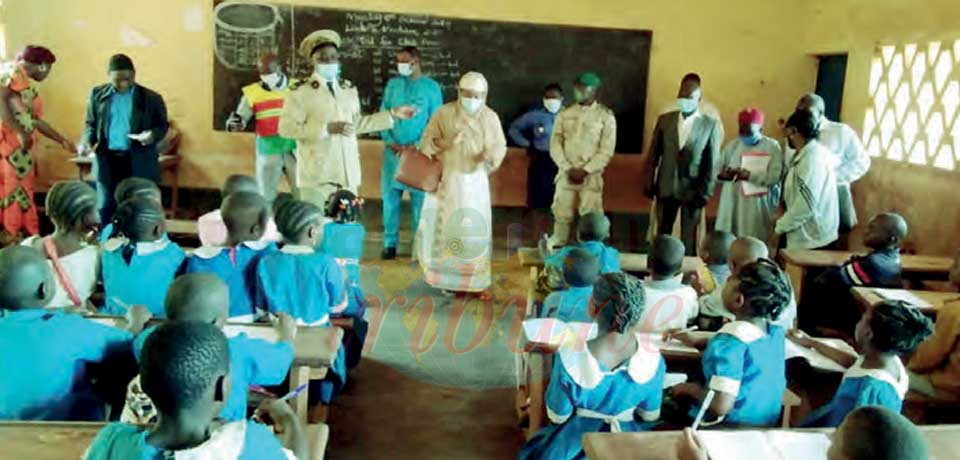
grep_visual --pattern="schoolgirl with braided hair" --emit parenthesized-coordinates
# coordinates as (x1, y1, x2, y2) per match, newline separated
(520, 272, 666, 460)
(98, 177, 162, 243)
(254, 198, 350, 423)
(22, 180, 101, 309)
(100, 196, 185, 316)
(792, 299, 932, 427)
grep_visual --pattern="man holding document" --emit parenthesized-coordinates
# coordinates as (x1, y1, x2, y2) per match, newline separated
(714, 108, 784, 241)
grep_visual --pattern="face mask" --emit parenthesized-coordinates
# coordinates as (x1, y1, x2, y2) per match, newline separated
(397, 63, 414, 77)
(676, 98, 698, 114)
(315, 63, 339, 81)
(460, 97, 483, 114)
(260, 72, 283, 89)
(740, 134, 761, 146)
(543, 98, 563, 114)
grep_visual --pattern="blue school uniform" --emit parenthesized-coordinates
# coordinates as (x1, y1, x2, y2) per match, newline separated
(256, 244, 349, 404)
(100, 237, 185, 317)
(545, 240, 621, 274)
(696, 321, 786, 427)
(133, 326, 294, 422)
(520, 341, 665, 460)
(542, 286, 594, 323)
(183, 241, 277, 322)
(801, 356, 908, 427)
(84, 420, 289, 460)
(0, 309, 133, 421)
(320, 221, 368, 368)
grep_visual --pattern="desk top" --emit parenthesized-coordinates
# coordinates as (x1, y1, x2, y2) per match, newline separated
(166, 219, 198, 235)
(850, 287, 959, 314)
(69, 154, 179, 165)
(583, 425, 960, 460)
(780, 249, 953, 274)
(518, 247, 702, 274)
(87, 315, 342, 368)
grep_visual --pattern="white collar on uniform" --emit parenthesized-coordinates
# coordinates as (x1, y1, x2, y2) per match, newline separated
(103, 237, 170, 256)
(193, 241, 271, 259)
(843, 356, 909, 399)
(717, 320, 766, 344)
(281, 244, 315, 255)
(167, 419, 246, 460)
(558, 338, 662, 389)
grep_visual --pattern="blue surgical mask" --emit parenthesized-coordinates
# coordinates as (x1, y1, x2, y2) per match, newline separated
(740, 134, 762, 146)
(676, 97, 698, 114)
(460, 97, 483, 114)
(315, 63, 339, 81)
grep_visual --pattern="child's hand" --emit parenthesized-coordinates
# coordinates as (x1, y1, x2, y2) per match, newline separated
(662, 328, 695, 346)
(676, 428, 710, 460)
(254, 398, 298, 433)
(126, 305, 152, 333)
(273, 312, 297, 343)
(689, 272, 708, 296)
(788, 329, 815, 348)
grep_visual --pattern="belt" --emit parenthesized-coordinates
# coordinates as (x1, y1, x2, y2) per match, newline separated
(576, 408, 634, 432)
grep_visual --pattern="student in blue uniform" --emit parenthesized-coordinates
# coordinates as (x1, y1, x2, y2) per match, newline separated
(541, 247, 600, 323)
(667, 258, 792, 427)
(100, 197, 184, 316)
(521, 272, 665, 460)
(320, 189, 368, 369)
(129, 273, 295, 423)
(0, 245, 150, 421)
(791, 300, 932, 427)
(98, 177, 162, 243)
(257, 198, 349, 423)
(84, 322, 306, 460)
(544, 212, 620, 274)
(185, 191, 277, 322)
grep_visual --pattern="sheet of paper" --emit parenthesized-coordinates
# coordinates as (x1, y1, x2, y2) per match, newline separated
(784, 339, 852, 373)
(698, 431, 781, 460)
(634, 332, 712, 356)
(871, 288, 933, 309)
(522, 318, 596, 349)
(740, 152, 771, 196)
(766, 431, 832, 460)
(662, 372, 688, 389)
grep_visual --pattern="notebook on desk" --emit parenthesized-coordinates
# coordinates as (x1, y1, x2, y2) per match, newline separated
(698, 430, 831, 460)
(522, 318, 597, 349)
(785, 338, 856, 373)
(870, 288, 934, 309)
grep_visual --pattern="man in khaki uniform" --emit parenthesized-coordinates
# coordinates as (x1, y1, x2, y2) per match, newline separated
(548, 72, 617, 246)
(279, 29, 414, 207)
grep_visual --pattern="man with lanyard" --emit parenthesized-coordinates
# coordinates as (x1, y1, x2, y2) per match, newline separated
(548, 72, 616, 248)
(227, 53, 297, 204)
(378, 46, 443, 260)
(509, 83, 564, 234)
(794, 93, 870, 249)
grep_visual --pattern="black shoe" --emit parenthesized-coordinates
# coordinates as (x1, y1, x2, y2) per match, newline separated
(381, 247, 397, 260)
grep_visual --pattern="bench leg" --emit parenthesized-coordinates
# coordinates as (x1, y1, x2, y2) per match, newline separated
(526, 352, 546, 439)
(290, 366, 311, 426)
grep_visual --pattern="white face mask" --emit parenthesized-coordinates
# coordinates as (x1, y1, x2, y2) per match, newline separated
(460, 97, 483, 114)
(397, 63, 414, 77)
(543, 98, 563, 114)
(260, 72, 283, 89)
(315, 63, 339, 81)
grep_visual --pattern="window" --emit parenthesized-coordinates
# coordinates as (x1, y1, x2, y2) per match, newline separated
(862, 40, 960, 170)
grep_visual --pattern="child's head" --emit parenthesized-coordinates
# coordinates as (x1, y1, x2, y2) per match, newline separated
(577, 212, 610, 242)
(221, 191, 269, 245)
(114, 177, 162, 206)
(592, 272, 646, 333)
(855, 300, 932, 354)
(728, 236, 769, 274)
(648, 235, 685, 279)
(324, 189, 362, 223)
(722, 258, 792, 321)
(273, 192, 295, 216)
(140, 322, 231, 422)
(111, 196, 165, 243)
(221, 174, 259, 200)
(0, 246, 55, 310)
(275, 199, 325, 247)
(863, 213, 908, 250)
(700, 230, 735, 266)
(951, 250, 960, 290)
(45, 180, 99, 238)
(829, 406, 928, 460)
(562, 247, 600, 288)
(164, 273, 230, 327)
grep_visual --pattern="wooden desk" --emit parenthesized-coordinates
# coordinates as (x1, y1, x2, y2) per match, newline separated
(517, 247, 703, 274)
(69, 154, 182, 216)
(851, 287, 959, 315)
(165, 218, 198, 236)
(582, 425, 960, 460)
(0, 421, 330, 460)
(780, 249, 953, 304)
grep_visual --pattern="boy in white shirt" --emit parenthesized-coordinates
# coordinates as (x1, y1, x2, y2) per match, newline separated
(635, 235, 698, 332)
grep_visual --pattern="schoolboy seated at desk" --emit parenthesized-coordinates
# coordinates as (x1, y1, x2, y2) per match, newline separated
(908, 250, 960, 401)
(197, 174, 281, 247)
(543, 212, 620, 274)
(693, 230, 735, 297)
(84, 322, 307, 460)
(541, 248, 600, 323)
(635, 235, 698, 332)
(0, 246, 149, 421)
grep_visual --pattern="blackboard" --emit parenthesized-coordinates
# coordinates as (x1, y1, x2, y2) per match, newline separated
(212, 2, 652, 152)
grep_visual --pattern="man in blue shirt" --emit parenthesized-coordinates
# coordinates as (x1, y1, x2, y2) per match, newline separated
(379, 46, 443, 260)
(508, 83, 564, 225)
(81, 54, 168, 223)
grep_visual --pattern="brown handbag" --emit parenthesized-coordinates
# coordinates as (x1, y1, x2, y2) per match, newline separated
(394, 147, 443, 192)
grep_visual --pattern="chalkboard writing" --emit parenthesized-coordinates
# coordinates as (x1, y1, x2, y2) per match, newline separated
(213, 1, 652, 152)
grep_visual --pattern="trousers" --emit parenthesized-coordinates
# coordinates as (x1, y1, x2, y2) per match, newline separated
(655, 197, 703, 256)
(255, 150, 297, 204)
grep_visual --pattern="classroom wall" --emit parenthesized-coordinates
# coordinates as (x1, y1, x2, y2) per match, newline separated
(804, 0, 960, 256)
(3, 0, 816, 211)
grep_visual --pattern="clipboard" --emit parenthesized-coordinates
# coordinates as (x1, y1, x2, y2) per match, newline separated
(739, 151, 771, 197)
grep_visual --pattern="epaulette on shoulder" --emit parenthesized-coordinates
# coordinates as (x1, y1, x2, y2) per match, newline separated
(340, 78, 355, 89)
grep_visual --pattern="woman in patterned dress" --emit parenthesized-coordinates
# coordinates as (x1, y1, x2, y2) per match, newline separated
(0, 45, 75, 244)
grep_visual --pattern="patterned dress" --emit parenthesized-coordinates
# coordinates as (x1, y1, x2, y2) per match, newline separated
(0, 63, 42, 243)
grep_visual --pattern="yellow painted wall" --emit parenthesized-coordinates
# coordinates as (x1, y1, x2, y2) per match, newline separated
(3, 0, 816, 198)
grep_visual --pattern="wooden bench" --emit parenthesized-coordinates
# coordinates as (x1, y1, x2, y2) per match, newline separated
(517, 247, 703, 275)
(88, 315, 343, 424)
(581, 424, 960, 460)
(780, 249, 953, 305)
(0, 421, 330, 460)
(851, 287, 959, 315)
